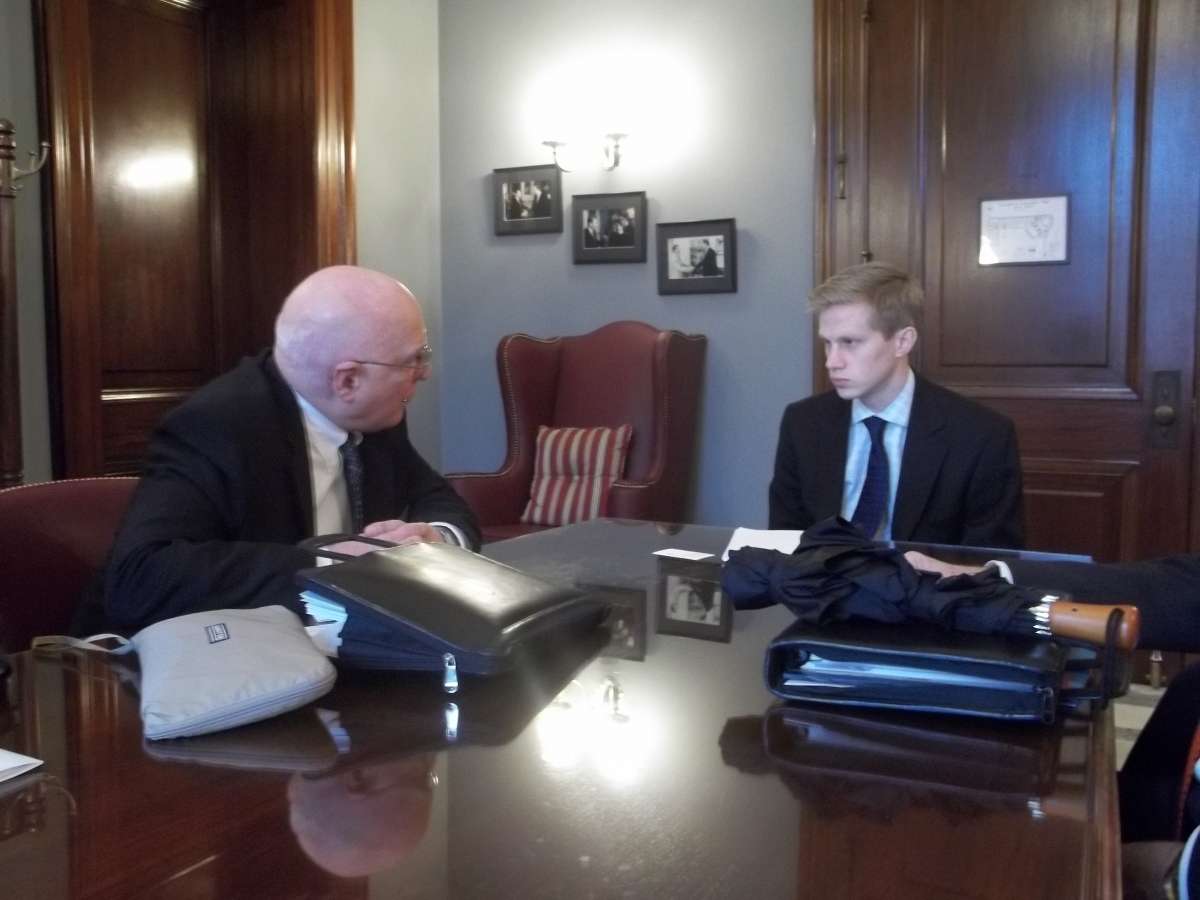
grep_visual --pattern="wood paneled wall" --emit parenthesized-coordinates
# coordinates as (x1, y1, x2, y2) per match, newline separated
(815, 0, 1200, 567)
(40, 0, 354, 476)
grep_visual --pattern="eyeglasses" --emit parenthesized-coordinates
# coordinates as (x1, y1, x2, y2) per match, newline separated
(354, 344, 433, 372)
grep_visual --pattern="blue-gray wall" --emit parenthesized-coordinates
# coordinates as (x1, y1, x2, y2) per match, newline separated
(355, 0, 446, 466)
(437, 0, 815, 527)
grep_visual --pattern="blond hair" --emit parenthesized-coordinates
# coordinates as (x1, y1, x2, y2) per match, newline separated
(807, 262, 923, 336)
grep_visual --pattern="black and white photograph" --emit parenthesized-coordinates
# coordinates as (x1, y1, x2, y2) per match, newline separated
(657, 218, 737, 294)
(665, 576, 722, 625)
(573, 191, 647, 263)
(655, 557, 732, 642)
(580, 584, 647, 661)
(666, 235, 724, 280)
(493, 164, 563, 235)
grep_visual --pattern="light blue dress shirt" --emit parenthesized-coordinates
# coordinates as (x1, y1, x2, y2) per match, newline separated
(840, 369, 916, 540)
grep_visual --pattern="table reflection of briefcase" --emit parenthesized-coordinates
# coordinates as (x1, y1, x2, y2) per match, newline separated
(762, 703, 1059, 799)
(144, 627, 607, 775)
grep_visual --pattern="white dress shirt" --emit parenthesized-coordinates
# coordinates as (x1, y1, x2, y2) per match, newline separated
(295, 393, 355, 536)
(293, 391, 467, 548)
(840, 368, 916, 540)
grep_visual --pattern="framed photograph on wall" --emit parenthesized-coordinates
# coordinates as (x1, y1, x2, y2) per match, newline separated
(580, 583, 647, 661)
(493, 164, 563, 235)
(657, 218, 737, 294)
(573, 191, 647, 263)
(654, 557, 732, 643)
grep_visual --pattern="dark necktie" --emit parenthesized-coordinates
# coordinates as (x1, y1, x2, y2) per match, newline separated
(850, 416, 889, 539)
(340, 436, 364, 534)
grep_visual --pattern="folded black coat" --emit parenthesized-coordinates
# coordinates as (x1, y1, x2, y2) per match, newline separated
(721, 517, 1045, 635)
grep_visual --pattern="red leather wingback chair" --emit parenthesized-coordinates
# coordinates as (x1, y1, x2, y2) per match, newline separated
(0, 477, 138, 652)
(447, 321, 707, 542)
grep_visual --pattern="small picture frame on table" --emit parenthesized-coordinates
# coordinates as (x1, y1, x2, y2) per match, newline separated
(580, 584, 647, 661)
(654, 558, 732, 643)
(657, 218, 737, 294)
(493, 164, 563, 235)
(573, 191, 647, 263)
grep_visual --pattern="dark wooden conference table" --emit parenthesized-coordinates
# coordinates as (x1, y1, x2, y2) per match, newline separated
(0, 519, 1119, 899)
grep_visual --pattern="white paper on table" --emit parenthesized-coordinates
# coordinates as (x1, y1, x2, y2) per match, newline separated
(721, 527, 803, 562)
(652, 548, 714, 561)
(0, 748, 43, 784)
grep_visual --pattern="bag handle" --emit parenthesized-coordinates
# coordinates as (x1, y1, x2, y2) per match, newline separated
(297, 533, 396, 562)
(31, 633, 135, 655)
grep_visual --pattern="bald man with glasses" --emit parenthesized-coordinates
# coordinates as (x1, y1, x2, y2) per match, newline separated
(85, 265, 479, 634)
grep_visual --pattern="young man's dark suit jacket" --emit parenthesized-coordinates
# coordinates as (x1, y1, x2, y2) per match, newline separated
(768, 373, 1025, 549)
(97, 351, 480, 632)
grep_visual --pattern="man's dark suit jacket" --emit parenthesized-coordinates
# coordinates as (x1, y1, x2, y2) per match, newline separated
(768, 374, 1025, 549)
(98, 351, 480, 632)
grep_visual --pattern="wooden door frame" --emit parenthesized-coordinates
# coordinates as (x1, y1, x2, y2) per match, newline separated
(36, 0, 355, 477)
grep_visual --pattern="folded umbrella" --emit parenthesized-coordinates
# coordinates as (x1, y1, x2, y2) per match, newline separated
(722, 517, 1137, 646)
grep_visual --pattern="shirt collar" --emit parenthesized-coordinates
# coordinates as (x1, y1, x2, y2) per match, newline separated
(851, 368, 916, 428)
(293, 391, 352, 469)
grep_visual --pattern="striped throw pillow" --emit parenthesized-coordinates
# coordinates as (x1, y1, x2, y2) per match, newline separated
(520, 425, 633, 526)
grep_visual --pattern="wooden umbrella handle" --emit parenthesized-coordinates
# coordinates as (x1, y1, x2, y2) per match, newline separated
(1047, 601, 1140, 650)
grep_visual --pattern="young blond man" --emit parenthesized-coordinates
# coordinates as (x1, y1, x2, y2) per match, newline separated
(768, 262, 1025, 548)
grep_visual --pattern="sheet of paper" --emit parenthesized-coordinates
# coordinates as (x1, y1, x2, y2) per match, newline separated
(0, 748, 43, 784)
(301, 591, 347, 625)
(305, 622, 343, 656)
(721, 527, 802, 562)
(301, 590, 347, 656)
(652, 548, 714, 561)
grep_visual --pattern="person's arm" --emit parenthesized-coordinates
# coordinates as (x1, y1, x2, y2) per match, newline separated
(1005, 555, 1200, 652)
(906, 549, 1200, 652)
(394, 435, 482, 551)
(104, 418, 314, 631)
(958, 418, 1025, 549)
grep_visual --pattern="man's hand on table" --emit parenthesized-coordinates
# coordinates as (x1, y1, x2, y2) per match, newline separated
(904, 551, 986, 579)
(323, 520, 446, 558)
(364, 520, 446, 546)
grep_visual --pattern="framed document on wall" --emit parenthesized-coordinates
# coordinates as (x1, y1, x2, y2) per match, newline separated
(978, 195, 1068, 265)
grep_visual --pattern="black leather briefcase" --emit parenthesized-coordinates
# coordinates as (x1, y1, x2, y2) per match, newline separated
(296, 539, 609, 685)
(765, 619, 1070, 722)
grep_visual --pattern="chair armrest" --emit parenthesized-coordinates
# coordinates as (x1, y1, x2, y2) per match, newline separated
(445, 471, 530, 527)
(607, 478, 680, 523)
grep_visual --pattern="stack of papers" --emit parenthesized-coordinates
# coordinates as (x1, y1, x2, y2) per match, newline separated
(721, 528, 802, 561)
(0, 748, 43, 784)
(302, 590, 348, 656)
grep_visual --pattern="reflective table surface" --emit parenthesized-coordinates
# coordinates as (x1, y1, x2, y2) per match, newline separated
(0, 519, 1118, 899)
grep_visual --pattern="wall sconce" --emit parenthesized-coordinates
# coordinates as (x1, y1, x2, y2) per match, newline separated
(523, 41, 703, 174)
(542, 133, 627, 172)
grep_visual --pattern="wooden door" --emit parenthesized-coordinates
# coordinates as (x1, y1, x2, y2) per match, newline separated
(39, 0, 354, 476)
(816, 0, 1200, 570)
